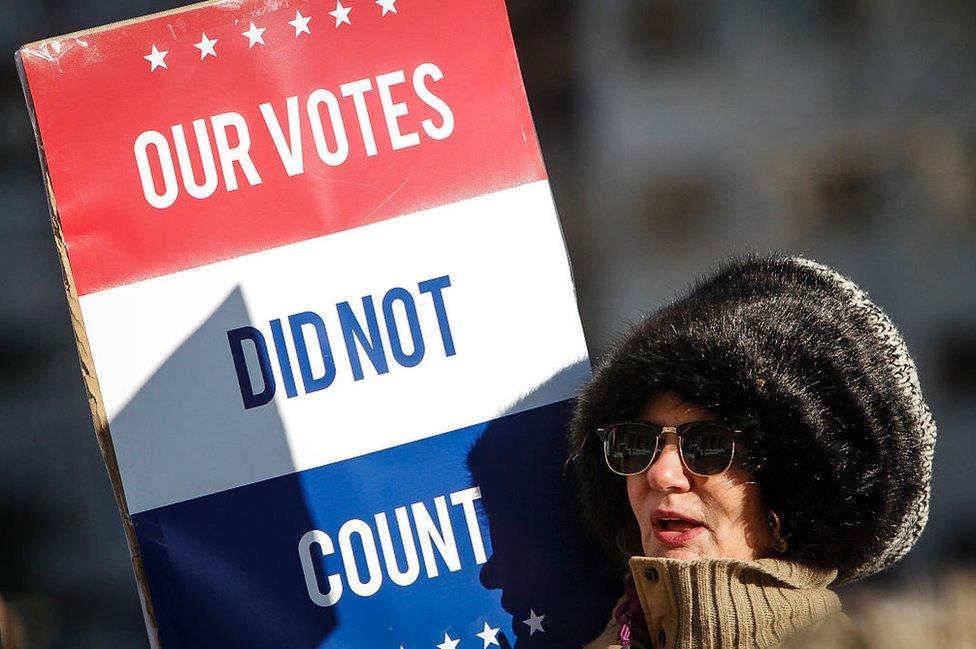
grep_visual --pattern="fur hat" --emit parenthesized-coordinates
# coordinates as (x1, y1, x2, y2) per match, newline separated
(568, 253, 936, 584)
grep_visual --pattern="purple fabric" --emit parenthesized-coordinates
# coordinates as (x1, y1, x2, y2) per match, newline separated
(613, 577, 650, 647)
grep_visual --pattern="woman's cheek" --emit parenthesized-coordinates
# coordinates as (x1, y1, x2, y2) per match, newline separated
(626, 477, 649, 528)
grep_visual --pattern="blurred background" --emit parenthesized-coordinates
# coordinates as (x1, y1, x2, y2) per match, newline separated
(1, 0, 974, 646)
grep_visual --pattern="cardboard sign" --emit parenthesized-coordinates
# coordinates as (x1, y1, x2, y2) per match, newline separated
(19, 1, 618, 646)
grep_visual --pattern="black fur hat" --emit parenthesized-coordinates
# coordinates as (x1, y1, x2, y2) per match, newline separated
(568, 254, 936, 584)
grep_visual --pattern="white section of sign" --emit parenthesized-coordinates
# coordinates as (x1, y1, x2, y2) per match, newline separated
(80, 181, 589, 515)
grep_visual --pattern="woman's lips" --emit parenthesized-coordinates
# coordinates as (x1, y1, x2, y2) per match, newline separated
(651, 509, 706, 546)
(653, 523, 706, 546)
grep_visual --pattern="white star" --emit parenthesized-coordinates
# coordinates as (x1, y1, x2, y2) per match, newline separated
(436, 634, 460, 649)
(375, 0, 398, 16)
(523, 610, 546, 636)
(476, 621, 500, 648)
(143, 44, 168, 71)
(329, 1, 352, 27)
(193, 33, 218, 59)
(242, 21, 266, 48)
(288, 11, 312, 36)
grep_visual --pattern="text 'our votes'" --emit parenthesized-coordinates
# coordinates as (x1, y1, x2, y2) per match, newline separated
(134, 62, 455, 209)
(227, 275, 455, 410)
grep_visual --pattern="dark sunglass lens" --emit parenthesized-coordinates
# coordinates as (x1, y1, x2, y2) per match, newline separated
(681, 424, 734, 475)
(605, 424, 658, 474)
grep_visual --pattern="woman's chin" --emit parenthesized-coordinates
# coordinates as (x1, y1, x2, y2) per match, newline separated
(646, 544, 708, 560)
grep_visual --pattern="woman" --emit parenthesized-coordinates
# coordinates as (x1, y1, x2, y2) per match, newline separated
(568, 254, 936, 648)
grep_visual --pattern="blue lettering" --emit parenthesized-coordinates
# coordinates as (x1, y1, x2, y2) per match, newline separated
(228, 274, 456, 409)
(418, 275, 455, 356)
(227, 326, 276, 409)
(337, 296, 390, 381)
(289, 311, 338, 393)
(270, 318, 298, 398)
(382, 287, 425, 368)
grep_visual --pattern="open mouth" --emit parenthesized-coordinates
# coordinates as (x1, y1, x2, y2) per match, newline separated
(656, 518, 700, 533)
(651, 510, 706, 544)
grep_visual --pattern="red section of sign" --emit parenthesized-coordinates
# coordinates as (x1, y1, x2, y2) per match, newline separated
(22, 0, 545, 295)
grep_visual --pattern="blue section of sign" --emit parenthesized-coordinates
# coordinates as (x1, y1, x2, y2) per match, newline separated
(132, 399, 621, 648)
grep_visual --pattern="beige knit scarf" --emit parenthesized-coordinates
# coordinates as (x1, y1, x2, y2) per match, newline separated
(588, 556, 844, 649)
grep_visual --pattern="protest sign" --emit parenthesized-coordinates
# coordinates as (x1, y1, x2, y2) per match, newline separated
(19, 0, 619, 646)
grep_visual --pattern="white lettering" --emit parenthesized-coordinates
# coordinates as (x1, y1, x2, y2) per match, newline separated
(135, 63, 457, 208)
(299, 487, 485, 606)
(374, 508, 421, 587)
(339, 78, 379, 157)
(171, 120, 219, 200)
(376, 70, 420, 151)
(134, 130, 179, 210)
(450, 486, 487, 565)
(413, 63, 454, 140)
(412, 496, 461, 578)
(298, 530, 343, 607)
(260, 96, 305, 176)
(338, 518, 383, 597)
(210, 111, 263, 191)
(307, 88, 350, 166)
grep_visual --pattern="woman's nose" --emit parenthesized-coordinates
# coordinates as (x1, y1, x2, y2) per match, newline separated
(645, 440, 691, 492)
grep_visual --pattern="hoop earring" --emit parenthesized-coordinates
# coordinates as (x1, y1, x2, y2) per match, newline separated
(768, 509, 789, 553)
(615, 526, 639, 558)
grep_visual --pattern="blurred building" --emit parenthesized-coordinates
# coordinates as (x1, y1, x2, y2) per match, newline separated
(0, 0, 974, 646)
(562, 0, 976, 586)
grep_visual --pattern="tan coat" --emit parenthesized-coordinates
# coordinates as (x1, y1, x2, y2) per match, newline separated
(584, 556, 852, 649)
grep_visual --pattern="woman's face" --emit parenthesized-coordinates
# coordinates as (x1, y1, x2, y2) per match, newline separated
(626, 392, 772, 561)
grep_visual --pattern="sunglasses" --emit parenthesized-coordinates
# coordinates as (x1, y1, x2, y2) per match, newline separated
(595, 421, 747, 477)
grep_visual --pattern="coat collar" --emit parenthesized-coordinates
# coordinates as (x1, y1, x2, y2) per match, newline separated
(594, 556, 841, 649)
